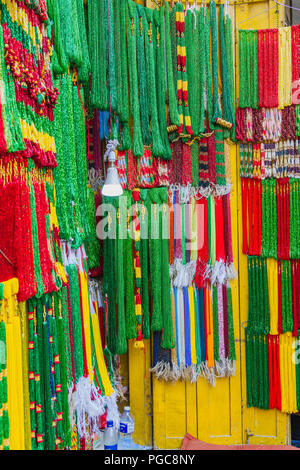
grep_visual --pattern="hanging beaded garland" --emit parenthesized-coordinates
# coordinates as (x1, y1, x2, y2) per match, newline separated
(237, 24, 300, 414)
(1, 0, 59, 166)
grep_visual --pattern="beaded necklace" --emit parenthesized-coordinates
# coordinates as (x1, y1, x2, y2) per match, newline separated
(72, 74, 91, 241)
(136, 5, 152, 147)
(67, 262, 84, 382)
(117, 0, 131, 150)
(225, 13, 236, 140)
(210, 1, 222, 125)
(132, 189, 144, 348)
(175, 1, 193, 136)
(115, 196, 127, 355)
(0, 159, 37, 301)
(0, 23, 24, 154)
(292, 25, 300, 102)
(53, 77, 70, 240)
(48, 298, 64, 446)
(140, 190, 150, 339)
(53, 291, 71, 448)
(126, 0, 144, 157)
(148, 188, 163, 331)
(160, 188, 175, 349)
(76, 0, 91, 84)
(29, 177, 45, 298)
(17, 161, 36, 301)
(185, 8, 198, 136)
(0, 291, 9, 450)
(239, 30, 258, 109)
(36, 299, 55, 450)
(118, 0, 129, 124)
(105, 0, 117, 114)
(103, 208, 117, 356)
(63, 0, 82, 69)
(245, 255, 300, 412)
(1, 1, 59, 164)
(257, 29, 279, 108)
(160, 188, 236, 383)
(175, 3, 184, 135)
(144, 6, 165, 157)
(219, 5, 235, 136)
(204, 7, 214, 130)
(215, 127, 227, 187)
(47, 0, 68, 74)
(154, 7, 172, 160)
(191, 141, 199, 186)
(122, 191, 137, 340)
(278, 27, 292, 109)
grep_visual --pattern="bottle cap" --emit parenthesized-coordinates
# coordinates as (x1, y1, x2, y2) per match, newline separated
(124, 406, 130, 412)
(107, 420, 114, 428)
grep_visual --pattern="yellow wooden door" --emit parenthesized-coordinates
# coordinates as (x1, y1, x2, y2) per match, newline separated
(127, 0, 290, 450)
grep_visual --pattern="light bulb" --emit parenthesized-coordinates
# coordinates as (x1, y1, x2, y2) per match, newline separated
(102, 150, 123, 197)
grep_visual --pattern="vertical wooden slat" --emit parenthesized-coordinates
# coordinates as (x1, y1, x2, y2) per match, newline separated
(152, 378, 167, 449)
(185, 382, 197, 438)
(128, 339, 152, 446)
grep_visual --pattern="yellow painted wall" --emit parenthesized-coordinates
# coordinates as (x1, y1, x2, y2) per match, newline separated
(126, 0, 290, 449)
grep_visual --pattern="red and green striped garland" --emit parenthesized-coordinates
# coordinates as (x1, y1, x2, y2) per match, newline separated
(175, 1, 193, 136)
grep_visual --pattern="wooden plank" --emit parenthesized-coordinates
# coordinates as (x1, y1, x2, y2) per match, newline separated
(128, 339, 152, 447)
(165, 381, 187, 449)
(185, 382, 198, 438)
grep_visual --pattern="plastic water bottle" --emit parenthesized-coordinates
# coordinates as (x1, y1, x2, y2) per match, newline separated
(104, 420, 118, 450)
(119, 406, 135, 449)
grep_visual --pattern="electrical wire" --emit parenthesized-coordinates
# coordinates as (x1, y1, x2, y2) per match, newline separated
(272, 0, 300, 13)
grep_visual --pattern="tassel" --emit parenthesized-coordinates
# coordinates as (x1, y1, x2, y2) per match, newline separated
(126, 0, 144, 156)
(160, 189, 175, 350)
